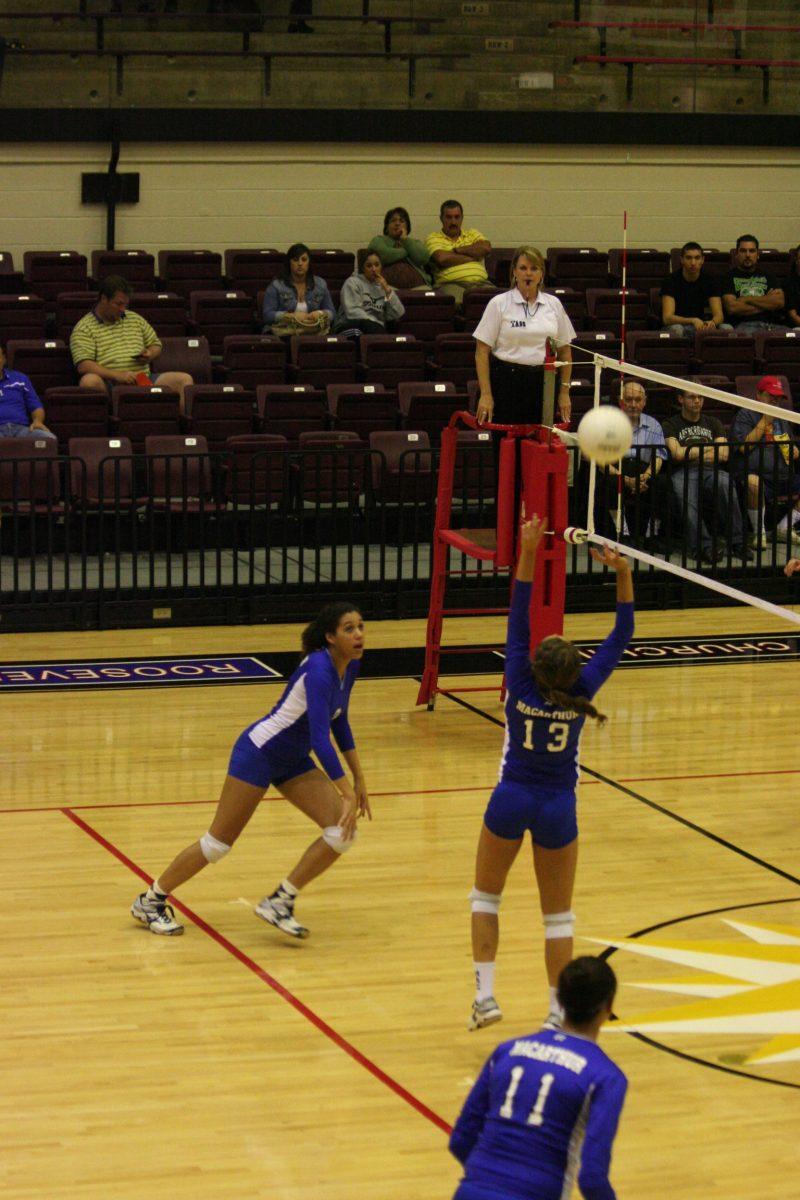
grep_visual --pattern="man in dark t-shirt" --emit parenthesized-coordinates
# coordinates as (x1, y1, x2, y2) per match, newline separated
(722, 234, 785, 332)
(661, 242, 731, 337)
(663, 390, 749, 563)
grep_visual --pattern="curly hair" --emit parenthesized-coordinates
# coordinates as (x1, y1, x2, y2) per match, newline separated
(301, 601, 361, 656)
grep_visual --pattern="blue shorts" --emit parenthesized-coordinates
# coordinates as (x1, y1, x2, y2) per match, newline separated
(483, 778, 577, 849)
(227, 730, 315, 790)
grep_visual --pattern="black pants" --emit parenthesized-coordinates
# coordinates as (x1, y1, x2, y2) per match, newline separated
(488, 357, 545, 514)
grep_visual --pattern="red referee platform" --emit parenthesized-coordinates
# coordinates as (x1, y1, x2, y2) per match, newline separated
(416, 410, 570, 709)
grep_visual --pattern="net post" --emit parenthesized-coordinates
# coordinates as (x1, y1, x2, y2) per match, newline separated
(521, 437, 568, 651)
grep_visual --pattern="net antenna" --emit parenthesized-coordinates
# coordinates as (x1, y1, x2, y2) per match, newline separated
(613, 210, 629, 539)
(580, 351, 800, 629)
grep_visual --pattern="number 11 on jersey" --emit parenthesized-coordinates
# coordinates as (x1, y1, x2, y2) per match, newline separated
(499, 1067, 555, 1127)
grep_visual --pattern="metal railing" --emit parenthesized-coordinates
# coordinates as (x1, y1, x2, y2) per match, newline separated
(0, 442, 796, 630)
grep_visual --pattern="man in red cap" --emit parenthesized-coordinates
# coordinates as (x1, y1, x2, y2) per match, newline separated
(730, 375, 800, 548)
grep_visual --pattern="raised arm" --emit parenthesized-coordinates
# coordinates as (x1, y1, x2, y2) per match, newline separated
(503, 516, 547, 693)
(580, 546, 634, 697)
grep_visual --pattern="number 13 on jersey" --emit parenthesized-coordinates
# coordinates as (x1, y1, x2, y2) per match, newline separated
(523, 719, 569, 752)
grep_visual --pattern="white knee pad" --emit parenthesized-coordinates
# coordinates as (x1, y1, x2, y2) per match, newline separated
(322, 824, 356, 854)
(199, 831, 231, 863)
(469, 887, 502, 915)
(544, 910, 576, 939)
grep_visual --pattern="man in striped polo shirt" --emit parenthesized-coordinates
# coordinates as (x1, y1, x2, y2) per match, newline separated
(70, 276, 193, 411)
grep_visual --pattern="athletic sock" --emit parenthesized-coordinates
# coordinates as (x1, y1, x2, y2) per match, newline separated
(548, 986, 564, 1018)
(474, 962, 495, 1002)
(146, 880, 169, 902)
(778, 514, 790, 533)
(272, 879, 299, 908)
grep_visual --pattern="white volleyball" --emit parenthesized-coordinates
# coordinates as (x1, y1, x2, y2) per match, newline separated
(577, 406, 633, 466)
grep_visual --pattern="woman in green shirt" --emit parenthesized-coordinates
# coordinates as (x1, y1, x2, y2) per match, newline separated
(367, 206, 432, 288)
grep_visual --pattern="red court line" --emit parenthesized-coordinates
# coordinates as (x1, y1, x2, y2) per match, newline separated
(60, 806, 452, 1137)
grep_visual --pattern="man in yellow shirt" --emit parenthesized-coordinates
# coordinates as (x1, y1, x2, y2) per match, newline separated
(425, 200, 497, 307)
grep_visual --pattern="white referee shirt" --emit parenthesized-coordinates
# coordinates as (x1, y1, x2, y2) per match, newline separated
(472, 288, 576, 365)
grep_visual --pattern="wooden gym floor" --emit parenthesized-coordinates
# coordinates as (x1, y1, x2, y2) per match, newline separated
(3, 602, 800, 1199)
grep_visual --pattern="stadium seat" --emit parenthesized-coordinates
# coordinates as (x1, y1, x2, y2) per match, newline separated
(608, 249, 670, 293)
(296, 430, 367, 509)
(397, 381, 461, 443)
(155, 336, 212, 383)
(693, 332, 756, 380)
(131, 293, 189, 338)
(0, 251, 24, 293)
(570, 332, 621, 383)
(485, 247, 517, 288)
(256, 384, 329, 443)
(735, 374, 793, 408)
(461, 288, 496, 333)
(189, 290, 256, 355)
(91, 251, 156, 289)
(112, 384, 182, 450)
(547, 248, 609, 291)
(359, 334, 426, 389)
(327, 383, 397, 440)
(183, 384, 256, 450)
(551, 288, 587, 332)
(0, 294, 47, 348)
(6, 339, 76, 392)
(757, 331, 800, 387)
(220, 334, 287, 388)
(291, 335, 358, 387)
(308, 250, 355, 290)
(625, 331, 693, 375)
(429, 333, 476, 386)
(44, 386, 109, 448)
(453, 429, 495, 503)
(157, 251, 223, 300)
(0, 435, 61, 513)
(223, 433, 290, 510)
(54, 292, 96, 343)
(368, 429, 432, 505)
(224, 249, 283, 299)
(144, 434, 214, 512)
(23, 251, 88, 304)
(586, 289, 649, 334)
(395, 290, 457, 349)
(68, 436, 135, 509)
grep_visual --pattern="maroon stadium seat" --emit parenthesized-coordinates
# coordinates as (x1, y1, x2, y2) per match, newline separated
(359, 334, 426, 389)
(224, 249, 283, 299)
(6, 339, 76, 392)
(586, 289, 648, 335)
(326, 383, 397, 440)
(395, 289, 457, 349)
(256, 384, 329, 443)
(397, 381, 461, 443)
(296, 430, 366, 509)
(189, 290, 256, 355)
(183, 384, 255, 450)
(694, 332, 756, 380)
(131, 293, 189, 339)
(112, 384, 182, 450)
(291, 335, 357, 387)
(44, 386, 109, 448)
(220, 334, 287, 388)
(154, 336, 212, 383)
(429, 333, 477, 386)
(157, 251, 223, 299)
(223, 433, 290, 510)
(144, 434, 214, 512)
(54, 292, 96, 343)
(0, 294, 47, 348)
(625, 331, 693, 375)
(23, 251, 88, 304)
(0, 435, 61, 513)
(91, 251, 156, 289)
(547, 248, 609, 291)
(368, 429, 432, 504)
(68, 436, 135, 509)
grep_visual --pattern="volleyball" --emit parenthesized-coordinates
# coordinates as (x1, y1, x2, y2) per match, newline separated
(577, 407, 633, 466)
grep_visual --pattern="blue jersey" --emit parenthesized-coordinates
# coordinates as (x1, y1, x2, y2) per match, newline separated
(245, 649, 358, 781)
(450, 1029, 627, 1200)
(500, 582, 634, 790)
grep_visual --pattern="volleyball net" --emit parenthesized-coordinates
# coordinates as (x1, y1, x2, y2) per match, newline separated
(569, 348, 800, 628)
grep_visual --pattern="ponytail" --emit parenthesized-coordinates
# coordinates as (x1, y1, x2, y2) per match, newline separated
(301, 600, 360, 656)
(532, 637, 607, 725)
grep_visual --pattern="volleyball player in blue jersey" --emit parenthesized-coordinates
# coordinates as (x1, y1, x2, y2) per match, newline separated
(469, 516, 634, 1030)
(131, 602, 370, 937)
(451, 956, 627, 1200)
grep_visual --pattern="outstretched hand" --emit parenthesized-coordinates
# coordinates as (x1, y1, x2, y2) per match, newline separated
(785, 558, 800, 577)
(519, 513, 548, 554)
(589, 544, 631, 573)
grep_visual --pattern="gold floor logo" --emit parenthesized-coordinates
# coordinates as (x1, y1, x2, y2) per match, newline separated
(590, 903, 800, 1082)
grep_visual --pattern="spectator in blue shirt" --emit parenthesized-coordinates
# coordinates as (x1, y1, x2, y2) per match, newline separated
(597, 379, 666, 546)
(0, 346, 56, 440)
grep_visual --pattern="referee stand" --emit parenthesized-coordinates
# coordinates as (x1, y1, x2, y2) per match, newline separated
(416, 411, 569, 709)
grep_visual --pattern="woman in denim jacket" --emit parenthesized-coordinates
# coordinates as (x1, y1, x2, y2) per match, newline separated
(261, 243, 336, 330)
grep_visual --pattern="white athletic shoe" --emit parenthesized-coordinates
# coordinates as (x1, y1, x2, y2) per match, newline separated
(254, 895, 309, 939)
(469, 996, 503, 1031)
(131, 893, 184, 936)
(748, 529, 769, 549)
(541, 1009, 564, 1031)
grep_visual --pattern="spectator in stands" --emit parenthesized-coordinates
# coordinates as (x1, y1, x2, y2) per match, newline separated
(663, 389, 750, 564)
(71, 276, 193, 412)
(722, 235, 785, 334)
(261, 243, 336, 335)
(425, 200, 496, 308)
(0, 345, 56, 440)
(730, 376, 800, 548)
(333, 252, 405, 335)
(599, 379, 666, 546)
(661, 242, 731, 336)
(784, 245, 800, 327)
(367, 206, 433, 288)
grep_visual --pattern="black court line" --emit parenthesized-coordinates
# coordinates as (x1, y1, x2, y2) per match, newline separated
(438, 688, 800, 888)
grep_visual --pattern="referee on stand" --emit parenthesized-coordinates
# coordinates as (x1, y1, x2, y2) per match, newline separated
(473, 246, 575, 429)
